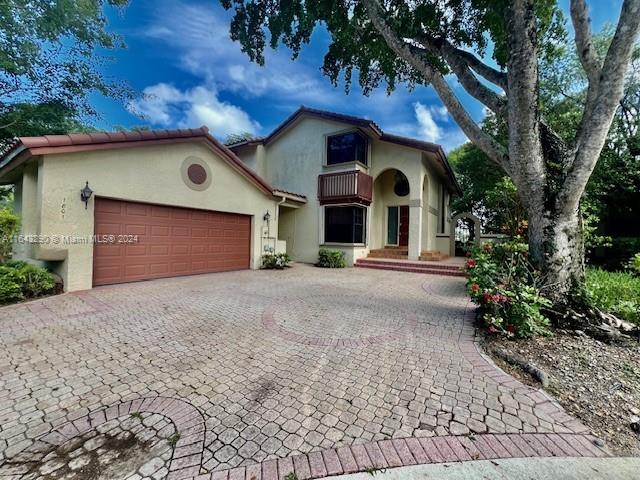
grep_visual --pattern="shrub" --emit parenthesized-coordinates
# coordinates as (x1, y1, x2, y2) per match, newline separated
(585, 268, 640, 325)
(0, 265, 24, 304)
(261, 252, 291, 269)
(316, 248, 346, 268)
(0, 208, 19, 263)
(589, 237, 640, 271)
(14, 262, 55, 297)
(464, 240, 551, 338)
(628, 253, 640, 276)
(0, 262, 55, 304)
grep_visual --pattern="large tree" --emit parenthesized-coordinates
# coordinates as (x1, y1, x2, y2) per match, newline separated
(0, 0, 129, 137)
(222, 0, 640, 300)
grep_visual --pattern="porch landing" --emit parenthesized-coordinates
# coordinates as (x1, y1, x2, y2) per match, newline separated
(355, 256, 466, 277)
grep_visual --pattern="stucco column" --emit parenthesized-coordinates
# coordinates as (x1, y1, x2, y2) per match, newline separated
(408, 199, 423, 260)
(15, 164, 39, 260)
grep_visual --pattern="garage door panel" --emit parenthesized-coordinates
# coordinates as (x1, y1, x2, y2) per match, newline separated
(94, 244, 124, 257)
(126, 224, 148, 235)
(151, 225, 170, 237)
(124, 264, 147, 276)
(93, 198, 251, 286)
(149, 263, 169, 275)
(93, 265, 122, 283)
(126, 203, 148, 216)
(171, 244, 190, 255)
(191, 244, 207, 254)
(95, 222, 122, 235)
(172, 227, 189, 237)
(151, 205, 172, 217)
(125, 245, 147, 256)
(149, 245, 170, 255)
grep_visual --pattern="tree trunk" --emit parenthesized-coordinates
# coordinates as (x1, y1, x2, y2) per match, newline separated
(526, 199, 585, 302)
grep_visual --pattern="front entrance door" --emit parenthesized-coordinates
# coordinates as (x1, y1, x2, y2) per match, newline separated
(387, 206, 410, 246)
(399, 205, 409, 246)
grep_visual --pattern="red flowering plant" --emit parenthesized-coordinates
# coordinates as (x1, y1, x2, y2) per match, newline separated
(464, 239, 551, 338)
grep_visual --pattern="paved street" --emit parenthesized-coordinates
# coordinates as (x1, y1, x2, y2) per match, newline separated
(0, 265, 596, 479)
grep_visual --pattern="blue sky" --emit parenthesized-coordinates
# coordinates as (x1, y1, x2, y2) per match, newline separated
(93, 0, 623, 152)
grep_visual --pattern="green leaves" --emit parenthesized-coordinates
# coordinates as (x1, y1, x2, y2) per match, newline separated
(220, 0, 520, 94)
(316, 248, 346, 268)
(0, 208, 19, 263)
(585, 268, 640, 325)
(1, 0, 131, 133)
(465, 240, 551, 338)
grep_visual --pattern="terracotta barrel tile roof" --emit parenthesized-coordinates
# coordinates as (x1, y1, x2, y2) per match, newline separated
(0, 126, 306, 202)
(18, 127, 209, 150)
(226, 106, 461, 195)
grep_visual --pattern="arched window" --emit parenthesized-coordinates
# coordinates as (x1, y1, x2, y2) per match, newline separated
(393, 170, 410, 197)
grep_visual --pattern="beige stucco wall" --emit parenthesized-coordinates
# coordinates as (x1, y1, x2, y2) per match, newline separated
(17, 142, 277, 291)
(12, 161, 49, 265)
(261, 117, 348, 264)
(236, 116, 454, 264)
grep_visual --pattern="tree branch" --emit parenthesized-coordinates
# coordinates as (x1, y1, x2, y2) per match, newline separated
(439, 41, 506, 115)
(362, 0, 509, 169)
(450, 48, 508, 91)
(562, 0, 640, 214)
(407, 43, 505, 115)
(570, 0, 601, 84)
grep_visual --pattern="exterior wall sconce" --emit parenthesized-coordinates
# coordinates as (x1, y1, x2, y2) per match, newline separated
(263, 211, 271, 223)
(80, 181, 93, 209)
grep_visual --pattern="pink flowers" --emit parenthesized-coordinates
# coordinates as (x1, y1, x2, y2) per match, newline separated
(482, 292, 508, 304)
(470, 283, 480, 293)
(487, 325, 498, 334)
(466, 258, 477, 268)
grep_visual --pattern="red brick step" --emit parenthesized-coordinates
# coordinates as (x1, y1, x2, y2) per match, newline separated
(355, 259, 465, 277)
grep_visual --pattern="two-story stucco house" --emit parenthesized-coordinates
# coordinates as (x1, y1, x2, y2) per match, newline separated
(0, 106, 459, 292)
(228, 107, 460, 266)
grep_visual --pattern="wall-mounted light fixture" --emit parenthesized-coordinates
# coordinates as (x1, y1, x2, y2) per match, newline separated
(263, 211, 271, 223)
(80, 181, 93, 209)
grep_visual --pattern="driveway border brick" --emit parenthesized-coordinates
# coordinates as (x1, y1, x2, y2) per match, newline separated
(184, 433, 609, 480)
(0, 396, 205, 480)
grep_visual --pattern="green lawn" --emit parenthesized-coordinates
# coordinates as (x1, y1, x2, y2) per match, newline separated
(585, 268, 640, 325)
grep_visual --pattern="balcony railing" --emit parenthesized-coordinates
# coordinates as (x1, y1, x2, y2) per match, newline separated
(318, 170, 373, 205)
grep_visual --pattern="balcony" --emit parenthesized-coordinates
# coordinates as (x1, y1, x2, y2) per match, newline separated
(318, 170, 373, 205)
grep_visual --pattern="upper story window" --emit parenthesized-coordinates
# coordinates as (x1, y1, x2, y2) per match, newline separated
(326, 131, 368, 166)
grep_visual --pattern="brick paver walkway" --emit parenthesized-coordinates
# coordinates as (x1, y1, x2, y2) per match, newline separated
(0, 265, 602, 479)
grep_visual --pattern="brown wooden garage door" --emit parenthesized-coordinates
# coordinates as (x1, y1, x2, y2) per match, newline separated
(93, 198, 251, 286)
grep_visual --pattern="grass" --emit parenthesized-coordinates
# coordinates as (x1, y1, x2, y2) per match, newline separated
(167, 433, 180, 448)
(585, 268, 640, 325)
(364, 466, 387, 476)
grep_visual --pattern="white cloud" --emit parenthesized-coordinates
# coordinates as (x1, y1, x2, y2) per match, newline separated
(414, 102, 442, 142)
(142, 1, 337, 108)
(431, 105, 449, 121)
(382, 102, 468, 152)
(128, 83, 260, 138)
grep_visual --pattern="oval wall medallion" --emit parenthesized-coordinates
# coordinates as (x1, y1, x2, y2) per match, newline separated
(181, 156, 212, 191)
(187, 163, 207, 185)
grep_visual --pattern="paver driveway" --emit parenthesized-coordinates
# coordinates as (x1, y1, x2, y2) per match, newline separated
(0, 265, 595, 479)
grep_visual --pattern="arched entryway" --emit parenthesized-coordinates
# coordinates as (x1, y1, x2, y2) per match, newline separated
(450, 212, 481, 256)
(371, 168, 411, 250)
